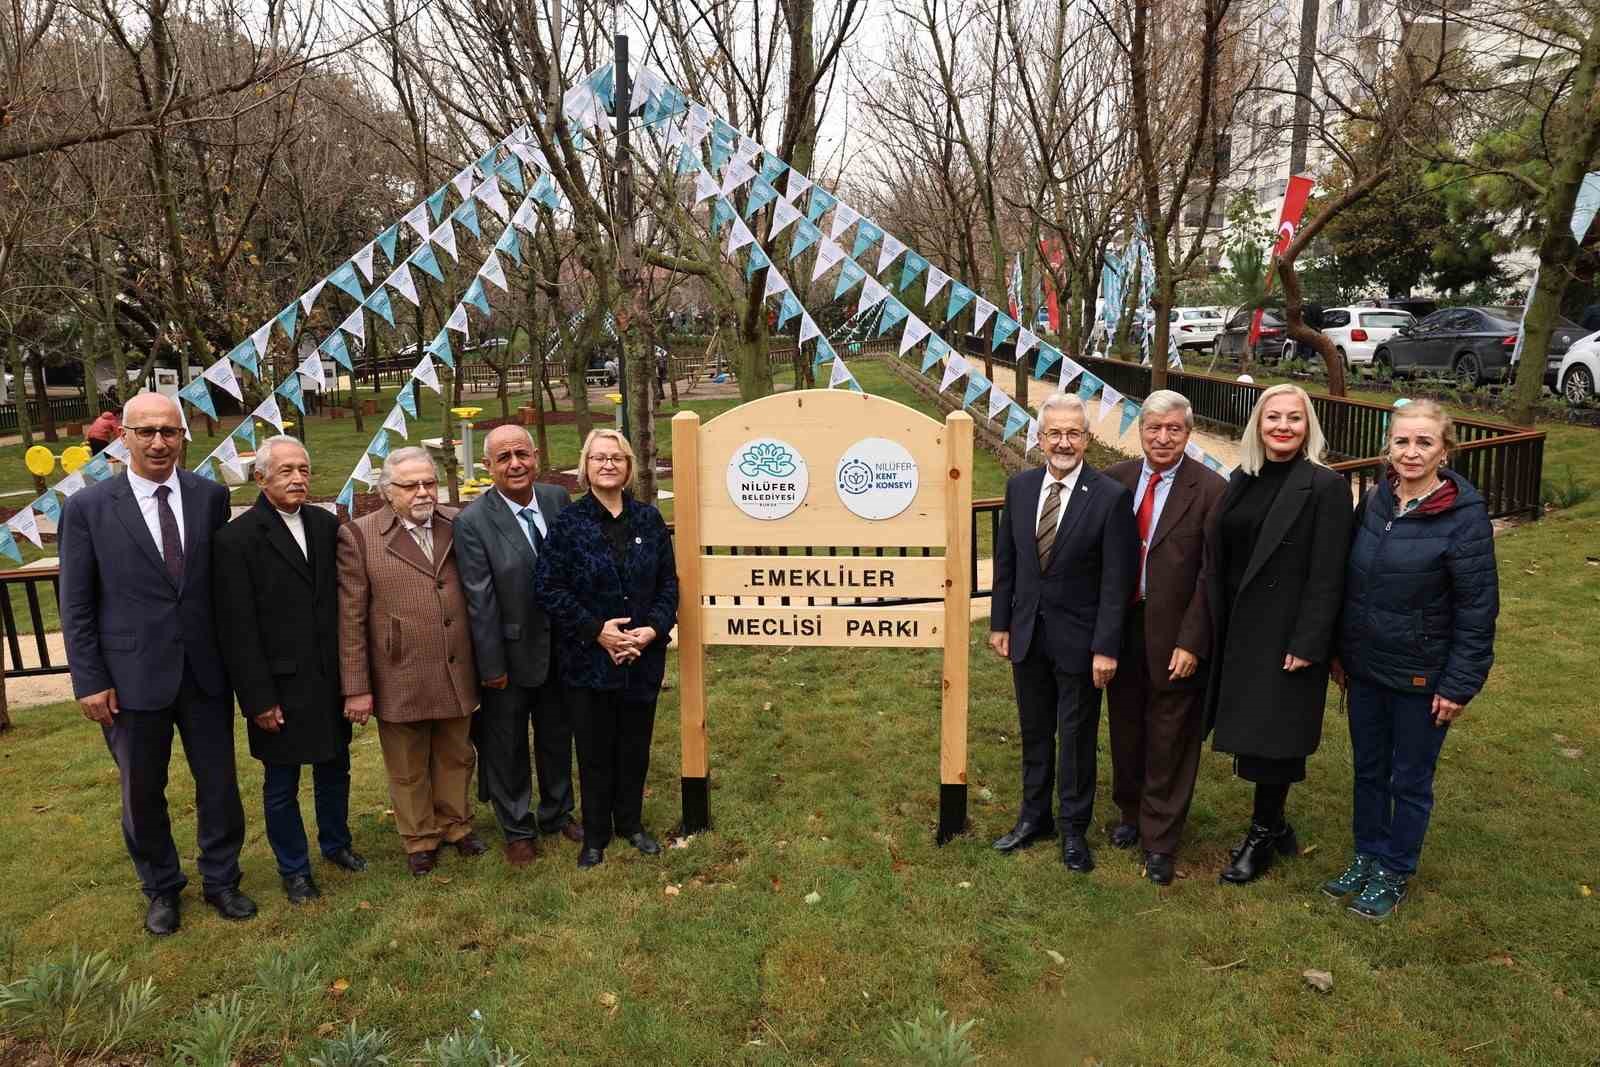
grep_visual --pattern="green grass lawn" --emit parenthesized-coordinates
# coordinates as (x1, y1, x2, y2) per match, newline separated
(2, 357, 1598, 1064)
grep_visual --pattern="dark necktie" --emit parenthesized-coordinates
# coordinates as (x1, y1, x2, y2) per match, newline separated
(1135, 470, 1161, 600)
(153, 484, 184, 583)
(519, 506, 544, 556)
(1036, 481, 1063, 568)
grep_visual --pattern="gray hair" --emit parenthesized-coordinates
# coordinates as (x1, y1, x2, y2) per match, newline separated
(254, 434, 307, 478)
(377, 446, 436, 492)
(1037, 391, 1088, 425)
(1139, 389, 1194, 429)
(483, 423, 535, 460)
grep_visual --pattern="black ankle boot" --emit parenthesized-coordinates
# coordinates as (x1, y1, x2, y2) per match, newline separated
(1219, 821, 1299, 885)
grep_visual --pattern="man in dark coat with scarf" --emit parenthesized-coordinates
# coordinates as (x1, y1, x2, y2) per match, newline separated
(214, 435, 366, 902)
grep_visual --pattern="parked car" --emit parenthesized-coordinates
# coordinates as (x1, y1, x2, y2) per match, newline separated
(1372, 306, 1585, 386)
(1356, 296, 1439, 320)
(1170, 306, 1225, 350)
(1214, 307, 1290, 362)
(1319, 307, 1416, 367)
(1556, 329, 1600, 405)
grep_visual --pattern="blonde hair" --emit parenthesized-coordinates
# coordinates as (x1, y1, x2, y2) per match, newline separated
(577, 428, 637, 493)
(1236, 383, 1328, 474)
(1389, 399, 1457, 458)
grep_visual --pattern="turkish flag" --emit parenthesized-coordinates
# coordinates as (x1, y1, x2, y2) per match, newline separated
(1273, 174, 1316, 256)
(1038, 238, 1066, 333)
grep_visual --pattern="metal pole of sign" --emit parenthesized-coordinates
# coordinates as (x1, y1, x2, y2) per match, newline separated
(614, 32, 633, 444)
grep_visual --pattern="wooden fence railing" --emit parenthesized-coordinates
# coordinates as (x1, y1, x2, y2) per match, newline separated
(0, 396, 90, 433)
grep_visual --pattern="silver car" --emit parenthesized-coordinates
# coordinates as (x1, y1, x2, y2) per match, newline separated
(1320, 307, 1415, 366)
(1170, 307, 1225, 350)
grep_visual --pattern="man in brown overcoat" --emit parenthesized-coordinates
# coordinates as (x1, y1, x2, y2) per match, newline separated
(337, 446, 485, 875)
(1105, 390, 1227, 886)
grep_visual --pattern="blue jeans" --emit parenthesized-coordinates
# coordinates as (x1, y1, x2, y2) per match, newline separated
(261, 751, 353, 877)
(1347, 678, 1451, 877)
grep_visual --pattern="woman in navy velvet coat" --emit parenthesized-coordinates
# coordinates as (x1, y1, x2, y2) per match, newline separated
(534, 428, 678, 869)
(1326, 400, 1498, 920)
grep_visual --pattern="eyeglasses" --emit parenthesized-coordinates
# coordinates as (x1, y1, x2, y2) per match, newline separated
(589, 454, 628, 468)
(127, 426, 183, 442)
(389, 478, 438, 492)
(1041, 429, 1086, 445)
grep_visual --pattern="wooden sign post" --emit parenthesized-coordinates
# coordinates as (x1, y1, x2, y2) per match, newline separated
(672, 390, 973, 843)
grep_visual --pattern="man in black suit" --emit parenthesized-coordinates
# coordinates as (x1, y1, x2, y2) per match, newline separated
(989, 392, 1140, 873)
(213, 435, 366, 904)
(455, 424, 579, 865)
(58, 392, 255, 935)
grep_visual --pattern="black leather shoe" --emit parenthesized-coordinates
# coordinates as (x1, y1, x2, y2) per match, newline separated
(992, 820, 1055, 853)
(145, 892, 180, 937)
(627, 832, 662, 856)
(1144, 851, 1175, 886)
(1061, 834, 1095, 873)
(282, 873, 321, 904)
(1109, 822, 1140, 849)
(324, 847, 367, 873)
(577, 847, 605, 869)
(203, 887, 258, 921)
(1219, 822, 1300, 885)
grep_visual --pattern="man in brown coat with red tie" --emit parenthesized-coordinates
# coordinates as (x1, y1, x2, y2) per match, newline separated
(1105, 390, 1227, 885)
(337, 446, 484, 875)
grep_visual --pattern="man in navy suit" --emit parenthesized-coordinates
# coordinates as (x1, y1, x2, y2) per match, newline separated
(989, 392, 1140, 873)
(59, 392, 255, 935)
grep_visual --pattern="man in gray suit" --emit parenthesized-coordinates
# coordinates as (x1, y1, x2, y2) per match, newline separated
(455, 424, 580, 864)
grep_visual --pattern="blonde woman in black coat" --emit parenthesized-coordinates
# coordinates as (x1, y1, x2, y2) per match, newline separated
(1204, 383, 1353, 885)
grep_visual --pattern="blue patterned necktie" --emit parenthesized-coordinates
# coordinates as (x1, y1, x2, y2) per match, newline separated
(519, 506, 544, 555)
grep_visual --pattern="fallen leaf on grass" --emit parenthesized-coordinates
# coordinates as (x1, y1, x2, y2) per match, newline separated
(357, 900, 372, 910)
(437, 876, 453, 884)
(1044, 949, 1065, 965)
(804, 890, 822, 905)
(1299, 843, 1319, 857)
(1553, 733, 1569, 743)
(1488, 955, 1516, 968)
(598, 992, 619, 1016)
(670, 835, 693, 849)
(330, 978, 351, 997)
(1580, 885, 1592, 898)
(315, 1022, 337, 1037)
(977, 786, 995, 802)
(664, 884, 681, 897)
(30, 803, 52, 814)
(958, 881, 972, 889)
(1558, 748, 1583, 759)
(770, 877, 783, 892)
(1302, 970, 1333, 994)
(762, 701, 773, 711)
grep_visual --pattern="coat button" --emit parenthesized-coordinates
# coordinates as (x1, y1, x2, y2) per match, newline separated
(444, 618, 452, 627)
(449, 654, 456, 664)
(437, 580, 445, 590)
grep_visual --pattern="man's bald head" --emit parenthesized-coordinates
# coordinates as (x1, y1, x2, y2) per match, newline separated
(120, 391, 184, 481)
(122, 392, 181, 424)
(483, 424, 539, 504)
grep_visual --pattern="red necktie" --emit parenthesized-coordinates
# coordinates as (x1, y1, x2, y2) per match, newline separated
(1135, 470, 1160, 601)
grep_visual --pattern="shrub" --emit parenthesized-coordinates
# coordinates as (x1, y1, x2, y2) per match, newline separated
(1541, 466, 1594, 510)
(166, 993, 257, 1067)
(308, 1020, 397, 1067)
(251, 949, 325, 1060)
(419, 1024, 530, 1067)
(0, 947, 161, 1065)
(887, 1005, 979, 1067)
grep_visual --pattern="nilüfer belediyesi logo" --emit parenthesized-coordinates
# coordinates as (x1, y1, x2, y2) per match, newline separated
(738, 441, 798, 479)
(727, 437, 809, 520)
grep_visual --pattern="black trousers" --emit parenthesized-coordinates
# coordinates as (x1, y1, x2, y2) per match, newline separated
(570, 687, 657, 850)
(102, 663, 246, 899)
(475, 679, 576, 841)
(1012, 622, 1102, 835)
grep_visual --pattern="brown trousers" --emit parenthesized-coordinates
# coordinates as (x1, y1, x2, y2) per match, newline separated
(376, 716, 475, 853)
(1106, 605, 1206, 856)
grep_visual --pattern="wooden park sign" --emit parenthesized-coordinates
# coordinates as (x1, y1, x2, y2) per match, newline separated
(671, 390, 974, 843)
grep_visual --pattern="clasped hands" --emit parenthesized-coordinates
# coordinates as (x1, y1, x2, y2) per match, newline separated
(599, 617, 656, 665)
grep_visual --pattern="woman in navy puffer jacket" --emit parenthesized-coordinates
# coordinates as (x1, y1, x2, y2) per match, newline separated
(1325, 400, 1499, 920)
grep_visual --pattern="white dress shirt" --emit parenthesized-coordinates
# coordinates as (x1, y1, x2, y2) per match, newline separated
(126, 468, 185, 552)
(276, 506, 308, 558)
(1133, 457, 1183, 597)
(1033, 462, 1083, 540)
(497, 489, 547, 545)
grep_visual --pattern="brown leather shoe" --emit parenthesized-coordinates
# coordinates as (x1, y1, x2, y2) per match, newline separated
(451, 832, 489, 857)
(559, 822, 584, 844)
(407, 850, 436, 877)
(505, 838, 539, 866)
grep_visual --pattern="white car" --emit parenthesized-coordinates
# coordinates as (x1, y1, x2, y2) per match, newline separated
(1556, 329, 1600, 404)
(1320, 306, 1416, 366)
(1170, 307, 1225, 350)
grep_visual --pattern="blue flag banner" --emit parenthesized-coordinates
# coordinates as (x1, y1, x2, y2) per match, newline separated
(533, 173, 561, 210)
(807, 186, 837, 224)
(464, 278, 491, 316)
(410, 243, 444, 282)
(1003, 404, 1029, 442)
(227, 340, 258, 376)
(366, 288, 396, 327)
(496, 156, 526, 194)
(711, 197, 735, 236)
(900, 251, 929, 292)
(397, 382, 418, 418)
(426, 329, 454, 368)
(834, 258, 866, 300)
(923, 334, 951, 373)
(852, 219, 884, 261)
(232, 419, 256, 450)
(1120, 398, 1141, 436)
(1203, 454, 1224, 472)
(276, 375, 305, 414)
(744, 178, 779, 218)
(961, 372, 990, 410)
(745, 246, 770, 280)
(82, 453, 112, 482)
(475, 146, 498, 175)
(320, 330, 352, 371)
(177, 378, 216, 418)
(31, 491, 60, 525)
(336, 480, 355, 510)
(194, 461, 218, 483)
(947, 282, 976, 320)
(759, 151, 787, 187)
(369, 430, 391, 460)
(275, 302, 300, 340)
(1077, 371, 1103, 401)
(991, 313, 1020, 350)
(813, 337, 837, 368)
(452, 199, 481, 239)
(0, 527, 21, 564)
(676, 148, 704, 176)
(1035, 343, 1063, 377)
(777, 291, 802, 329)
(328, 261, 365, 303)
(495, 226, 524, 266)
(878, 298, 910, 336)
(427, 186, 449, 223)
(788, 219, 821, 260)
(376, 224, 400, 264)
(1573, 171, 1600, 242)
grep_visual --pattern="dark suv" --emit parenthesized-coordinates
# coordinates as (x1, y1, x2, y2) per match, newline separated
(1373, 306, 1585, 386)
(1214, 308, 1290, 362)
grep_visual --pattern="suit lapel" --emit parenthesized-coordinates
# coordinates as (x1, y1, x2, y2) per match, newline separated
(110, 475, 174, 587)
(253, 495, 313, 586)
(485, 492, 538, 567)
(432, 513, 456, 574)
(383, 512, 436, 578)
(1148, 461, 1196, 553)
(1044, 466, 1095, 576)
(1239, 460, 1314, 592)
(176, 471, 212, 596)
(1017, 467, 1047, 582)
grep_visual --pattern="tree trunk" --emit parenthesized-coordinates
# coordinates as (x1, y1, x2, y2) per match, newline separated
(30, 355, 57, 443)
(1280, 258, 1347, 396)
(8, 336, 34, 448)
(626, 320, 658, 504)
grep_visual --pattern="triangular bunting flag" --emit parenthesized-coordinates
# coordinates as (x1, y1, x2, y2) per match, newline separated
(382, 404, 408, 436)
(451, 199, 481, 239)
(940, 353, 970, 393)
(275, 302, 300, 341)
(31, 490, 60, 526)
(425, 329, 455, 368)
(297, 350, 326, 391)
(877, 298, 910, 337)
(1119, 398, 1141, 436)
(368, 430, 391, 460)
(446, 303, 470, 337)
(834, 258, 866, 300)
(451, 165, 476, 199)
(464, 278, 491, 317)
(988, 384, 1012, 421)
(878, 233, 907, 274)
(336, 480, 356, 511)
(973, 297, 997, 332)
(226, 340, 258, 377)
(232, 419, 255, 450)
(351, 453, 376, 486)
(786, 168, 812, 201)
(397, 383, 418, 418)
(693, 170, 719, 205)
(925, 265, 951, 303)
(788, 219, 821, 260)
(851, 219, 884, 261)
(900, 316, 932, 356)
(320, 330, 352, 371)
(386, 263, 419, 306)
(55, 472, 86, 497)
(249, 320, 274, 362)
(410, 243, 444, 282)
(1059, 354, 1085, 389)
(1098, 383, 1124, 423)
(811, 239, 845, 281)
(339, 307, 365, 344)
(807, 186, 837, 224)
(276, 374, 306, 414)
(771, 196, 802, 236)
(0, 527, 21, 565)
(720, 159, 757, 194)
(7, 507, 41, 549)
(202, 357, 243, 402)
(1026, 418, 1040, 454)
(1015, 328, 1040, 360)
(1077, 371, 1103, 402)
(829, 201, 861, 241)
(743, 178, 779, 218)
(725, 215, 755, 252)
(431, 221, 458, 262)
(798, 313, 821, 345)
(764, 266, 790, 299)
(252, 395, 284, 432)
(900, 250, 929, 292)
(403, 203, 431, 240)
(947, 282, 975, 320)
(923, 334, 951, 373)
(743, 245, 770, 280)
(991, 313, 1019, 350)
(426, 186, 448, 223)
(366, 288, 396, 327)
(962, 372, 990, 410)
(495, 226, 524, 266)
(1004, 405, 1029, 442)
(413, 353, 441, 394)
(859, 276, 890, 312)
(828, 355, 853, 389)
(777, 291, 803, 330)
(474, 178, 510, 222)
(479, 253, 508, 292)
(353, 242, 376, 282)
(328, 262, 365, 302)
(376, 224, 400, 264)
(177, 378, 216, 418)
